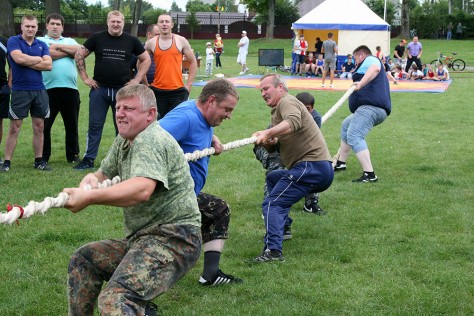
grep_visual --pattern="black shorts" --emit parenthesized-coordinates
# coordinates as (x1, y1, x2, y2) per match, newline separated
(0, 84, 10, 119)
(10, 90, 49, 119)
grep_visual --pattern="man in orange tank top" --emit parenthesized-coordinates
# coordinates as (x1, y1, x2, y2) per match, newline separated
(144, 14, 197, 119)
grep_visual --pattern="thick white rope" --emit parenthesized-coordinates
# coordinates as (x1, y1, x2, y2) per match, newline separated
(184, 136, 257, 161)
(1, 87, 355, 225)
(0, 176, 121, 225)
(321, 85, 356, 124)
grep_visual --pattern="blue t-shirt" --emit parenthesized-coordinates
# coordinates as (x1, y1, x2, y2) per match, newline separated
(8, 35, 50, 91)
(158, 100, 213, 195)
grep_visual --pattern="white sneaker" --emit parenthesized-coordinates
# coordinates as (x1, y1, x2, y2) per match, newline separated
(321, 84, 325, 87)
(244, 68, 250, 73)
(330, 84, 334, 88)
(239, 71, 244, 75)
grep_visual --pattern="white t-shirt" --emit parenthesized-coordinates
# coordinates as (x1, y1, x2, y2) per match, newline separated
(206, 47, 214, 61)
(238, 36, 249, 54)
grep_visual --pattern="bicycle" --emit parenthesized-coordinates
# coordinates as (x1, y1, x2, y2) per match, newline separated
(430, 51, 466, 71)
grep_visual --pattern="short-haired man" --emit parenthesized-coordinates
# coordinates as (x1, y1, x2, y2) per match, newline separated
(131, 23, 159, 85)
(237, 30, 250, 75)
(404, 36, 422, 73)
(37, 13, 81, 164)
(248, 74, 333, 263)
(64, 84, 201, 315)
(393, 39, 406, 66)
(333, 45, 391, 183)
(321, 32, 338, 88)
(159, 78, 242, 286)
(2, 15, 53, 172)
(0, 35, 11, 166)
(73, 10, 151, 170)
(144, 14, 196, 119)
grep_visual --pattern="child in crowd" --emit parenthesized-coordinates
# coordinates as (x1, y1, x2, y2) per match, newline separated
(205, 42, 215, 76)
(436, 63, 448, 81)
(304, 53, 316, 77)
(314, 54, 324, 77)
(340, 55, 355, 79)
(409, 64, 424, 80)
(422, 64, 436, 80)
(393, 65, 408, 80)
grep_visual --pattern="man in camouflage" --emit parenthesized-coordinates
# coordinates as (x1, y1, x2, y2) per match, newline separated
(63, 84, 201, 315)
(159, 78, 242, 286)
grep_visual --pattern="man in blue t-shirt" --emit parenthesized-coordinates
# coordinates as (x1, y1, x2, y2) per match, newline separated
(333, 45, 391, 183)
(2, 15, 52, 172)
(159, 78, 243, 286)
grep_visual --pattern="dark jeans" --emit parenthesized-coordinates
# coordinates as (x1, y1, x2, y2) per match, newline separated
(150, 86, 189, 119)
(405, 56, 423, 73)
(43, 88, 80, 162)
(215, 52, 222, 67)
(83, 86, 119, 161)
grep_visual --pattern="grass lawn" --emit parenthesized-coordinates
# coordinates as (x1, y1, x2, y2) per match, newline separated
(0, 38, 473, 315)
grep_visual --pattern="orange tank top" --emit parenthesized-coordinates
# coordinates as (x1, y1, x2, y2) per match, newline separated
(152, 35, 184, 90)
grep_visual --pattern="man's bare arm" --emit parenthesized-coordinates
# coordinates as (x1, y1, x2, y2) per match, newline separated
(29, 55, 53, 71)
(181, 38, 197, 92)
(75, 45, 98, 89)
(9, 49, 43, 67)
(49, 44, 80, 60)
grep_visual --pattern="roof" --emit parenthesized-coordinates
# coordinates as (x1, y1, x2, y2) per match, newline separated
(292, 0, 389, 31)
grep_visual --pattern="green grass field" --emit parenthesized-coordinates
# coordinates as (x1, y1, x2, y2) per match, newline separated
(0, 38, 473, 315)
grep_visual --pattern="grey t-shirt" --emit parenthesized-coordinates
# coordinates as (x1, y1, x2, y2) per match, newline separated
(322, 39, 338, 61)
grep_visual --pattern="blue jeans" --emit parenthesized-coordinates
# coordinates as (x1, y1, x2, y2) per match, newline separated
(291, 52, 297, 73)
(262, 161, 333, 252)
(341, 105, 387, 153)
(84, 87, 119, 161)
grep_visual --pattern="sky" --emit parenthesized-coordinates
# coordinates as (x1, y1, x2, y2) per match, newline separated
(87, 0, 189, 11)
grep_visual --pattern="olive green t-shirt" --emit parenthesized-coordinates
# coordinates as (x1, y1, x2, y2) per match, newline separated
(99, 123, 201, 238)
(271, 94, 332, 168)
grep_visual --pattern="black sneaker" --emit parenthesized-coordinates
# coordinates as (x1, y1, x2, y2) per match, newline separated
(246, 249, 285, 263)
(34, 161, 52, 171)
(74, 159, 94, 170)
(144, 301, 159, 316)
(352, 172, 378, 183)
(303, 201, 327, 215)
(199, 269, 243, 286)
(283, 225, 292, 240)
(334, 161, 347, 171)
(67, 155, 80, 164)
(0, 164, 10, 172)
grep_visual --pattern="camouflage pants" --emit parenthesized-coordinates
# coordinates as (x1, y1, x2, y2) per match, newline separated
(253, 145, 319, 203)
(67, 224, 201, 316)
(197, 192, 230, 243)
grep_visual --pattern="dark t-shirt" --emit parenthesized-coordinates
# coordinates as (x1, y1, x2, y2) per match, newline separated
(393, 44, 405, 59)
(0, 36, 7, 85)
(315, 40, 323, 55)
(84, 31, 145, 87)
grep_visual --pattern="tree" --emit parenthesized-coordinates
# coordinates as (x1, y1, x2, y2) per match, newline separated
(0, 0, 15, 36)
(185, 11, 200, 39)
(45, 0, 60, 17)
(130, 0, 142, 36)
(186, 0, 213, 12)
(366, 0, 395, 25)
(252, 0, 299, 27)
(401, 0, 410, 38)
(171, 1, 182, 11)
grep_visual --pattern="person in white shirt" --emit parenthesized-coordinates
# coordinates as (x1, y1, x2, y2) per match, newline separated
(205, 42, 214, 76)
(237, 30, 250, 75)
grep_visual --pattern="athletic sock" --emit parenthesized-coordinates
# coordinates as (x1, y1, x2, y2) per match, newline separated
(202, 251, 221, 281)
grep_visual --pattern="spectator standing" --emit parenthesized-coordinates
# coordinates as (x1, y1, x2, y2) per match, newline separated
(214, 33, 223, 68)
(0, 35, 10, 166)
(2, 15, 52, 173)
(404, 36, 422, 73)
(456, 22, 464, 39)
(144, 14, 196, 119)
(73, 10, 151, 170)
(159, 78, 243, 286)
(205, 42, 214, 76)
(290, 30, 300, 76)
(37, 13, 81, 164)
(64, 84, 201, 316)
(321, 32, 338, 88)
(136, 24, 160, 85)
(333, 45, 391, 183)
(237, 30, 250, 75)
(446, 22, 453, 40)
(393, 39, 406, 66)
(248, 74, 333, 263)
(314, 37, 323, 57)
(295, 35, 308, 75)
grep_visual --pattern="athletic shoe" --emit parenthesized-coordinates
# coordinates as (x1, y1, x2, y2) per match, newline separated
(321, 84, 325, 87)
(67, 155, 80, 164)
(0, 164, 10, 172)
(144, 302, 159, 316)
(74, 159, 94, 170)
(34, 161, 52, 171)
(334, 161, 347, 171)
(303, 201, 327, 215)
(246, 249, 285, 263)
(244, 67, 250, 73)
(239, 71, 245, 75)
(352, 172, 378, 183)
(199, 269, 243, 286)
(329, 84, 334, 88)
(394, 81, 399, 85)
(283, 225, 292, 240)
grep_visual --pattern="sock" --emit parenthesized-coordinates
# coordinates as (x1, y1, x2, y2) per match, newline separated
(34, 157, 42, 164)
(202, 251, 221, 281)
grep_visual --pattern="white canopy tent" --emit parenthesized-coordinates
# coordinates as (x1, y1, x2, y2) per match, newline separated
(292, 0, 391, 57)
